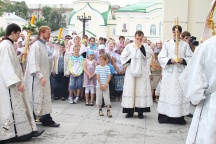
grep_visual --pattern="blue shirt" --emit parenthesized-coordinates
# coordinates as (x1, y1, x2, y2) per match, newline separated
(95, 65, 111, 87)
(108, 64, 115, 75)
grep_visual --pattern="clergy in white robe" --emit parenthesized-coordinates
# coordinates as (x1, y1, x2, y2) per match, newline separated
(25, 26, 60, 127)
(120, 31, 153, 119)
(0, 24, 44, 142)
(157, 25, 193, 125)
(179, 36, 216, 144)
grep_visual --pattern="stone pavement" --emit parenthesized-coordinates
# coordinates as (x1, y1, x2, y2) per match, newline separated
(20, 100, 193, 144)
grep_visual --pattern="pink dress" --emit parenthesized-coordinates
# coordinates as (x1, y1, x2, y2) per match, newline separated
(83, 60, 97, 87)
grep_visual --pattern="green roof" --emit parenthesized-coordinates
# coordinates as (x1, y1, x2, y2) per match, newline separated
(68, 10, 76, 25)
(68, 2, 111, 26)
(116, 2, 158, 13)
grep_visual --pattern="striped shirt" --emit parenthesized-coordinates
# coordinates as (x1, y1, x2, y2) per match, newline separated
(95, 65, 111, 87)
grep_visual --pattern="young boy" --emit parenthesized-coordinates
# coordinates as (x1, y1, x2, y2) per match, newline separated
(95, 54, 112, 117)
(68, 45, 84, 104)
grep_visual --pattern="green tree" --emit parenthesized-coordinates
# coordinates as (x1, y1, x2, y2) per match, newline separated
(35, 18, 47, 28)
(47, 9, 62, 31)
(0, 0, 5, 16)
(41, 6, 64, 31)
(4, 1, 29, 20)
(0, 27, 6, 37)
(42, 6, 52, 21)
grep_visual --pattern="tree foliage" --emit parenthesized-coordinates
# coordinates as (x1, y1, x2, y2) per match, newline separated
(0, 1, 29, 19)
(35, 18, 47, 28)
(42, 6, 64, 31)
(0, 27, 6, 37)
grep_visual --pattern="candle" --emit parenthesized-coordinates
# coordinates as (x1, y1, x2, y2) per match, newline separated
(58, 28, 63, 39)
(30, 15, 35, 25)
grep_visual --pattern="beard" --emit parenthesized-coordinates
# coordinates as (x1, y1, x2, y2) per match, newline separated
(42, 35, 50, 42)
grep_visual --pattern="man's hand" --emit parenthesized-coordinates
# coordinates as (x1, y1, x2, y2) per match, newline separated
(17, 83, 25, 93)
(66, 74, 70, 77)
(21, 53, 27, 58)
(149, 75, 153, 80)
(171, 59, 176, 64)
(40, 77, 46, 87)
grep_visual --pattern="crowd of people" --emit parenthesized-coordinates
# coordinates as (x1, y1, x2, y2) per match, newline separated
(1, 20, 215, 144)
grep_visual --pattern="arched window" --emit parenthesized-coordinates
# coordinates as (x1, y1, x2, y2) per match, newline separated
(136, 24, 142, 31)
(150, 24, 156, 35)
(159, 21, 162, 36)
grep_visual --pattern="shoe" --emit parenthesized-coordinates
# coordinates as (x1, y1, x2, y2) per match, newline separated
(80, 97, 85, 102)
(118, 97, 122, 102)
(73, 97, 79, 104)
(61, 97, 66, 101)
(31, 130, 45, 137)
(42, 123, 60, 127)
(89, 102, 94, 106)
(85, 102, 89, 106)
(68, 97, 73, 104)
(125, 113, 133, 118)
(107, 111, 112, 118)
(180, 120, 186, 125)
(187, 113, 193, 118)
(99, 110, 104, 116)
(54, 97, 59, 100)
(138, 114, 144, 119)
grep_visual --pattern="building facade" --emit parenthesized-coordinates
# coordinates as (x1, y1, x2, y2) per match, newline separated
(67, 0, 162, 42)
(0, 12, 28, 29)
(27, 4, 73, 27)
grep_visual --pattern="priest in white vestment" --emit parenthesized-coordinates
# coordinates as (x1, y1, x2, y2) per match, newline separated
(157, 25, 193, 125)
(25, 26, 60, 127)
(120, 31, 153, 119)
(0, 24, 44, 142)
(179, 35, 216, 144)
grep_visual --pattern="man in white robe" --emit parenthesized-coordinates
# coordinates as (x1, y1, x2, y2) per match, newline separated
(157, 25, 193, 125)
(120, 31, 153, 119)
(25, 26, 60, 127)
(0, 23, 44, 142)
(179, 36, 216, 144)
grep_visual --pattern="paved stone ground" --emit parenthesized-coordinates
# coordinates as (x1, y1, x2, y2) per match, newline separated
(20, 100, 193, 144)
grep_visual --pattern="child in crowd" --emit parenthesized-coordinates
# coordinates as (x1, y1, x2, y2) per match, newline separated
(68, 45, 84, 104)
(105, 54, 115, 99)
(95, 54, 112, 117)
(83, 50, 97, 106)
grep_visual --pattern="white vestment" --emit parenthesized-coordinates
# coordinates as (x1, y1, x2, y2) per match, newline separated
(25, 39, 52, 116)
(145, 45, 153, 75)
(157, 39, 193, 117)
(0, 40, 36, 141)
(179, 36, 216, 144)
(120, 43, 153, 108)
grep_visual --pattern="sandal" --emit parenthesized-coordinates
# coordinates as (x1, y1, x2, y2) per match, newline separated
(61, 97, 66, 101)
(89, 102, 94, 106)
(85, 102, 89, 106)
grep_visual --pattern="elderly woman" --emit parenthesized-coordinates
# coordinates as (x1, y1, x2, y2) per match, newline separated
(149, 48, 162, 102)
(52, 41, 70, 101)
